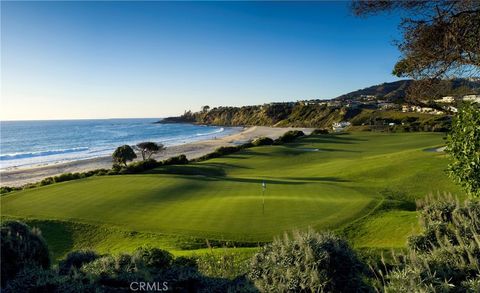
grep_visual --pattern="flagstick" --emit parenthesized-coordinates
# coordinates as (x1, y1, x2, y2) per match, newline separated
(262, 188, 265, 215)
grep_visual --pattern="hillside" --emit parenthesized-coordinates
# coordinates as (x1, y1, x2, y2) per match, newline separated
(335, 78, 480, 102)
(159, 79, 479, 129)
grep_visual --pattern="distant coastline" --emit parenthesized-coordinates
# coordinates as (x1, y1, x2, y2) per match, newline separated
(0, 126, 313, 187)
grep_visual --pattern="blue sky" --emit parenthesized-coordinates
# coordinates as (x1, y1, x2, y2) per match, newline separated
(1, 1, 403, 120)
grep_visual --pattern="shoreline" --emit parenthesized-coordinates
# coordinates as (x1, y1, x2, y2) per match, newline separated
(0, 126, 313, 187)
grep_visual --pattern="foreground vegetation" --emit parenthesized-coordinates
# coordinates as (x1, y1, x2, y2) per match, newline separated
(3, 195, 480, 292)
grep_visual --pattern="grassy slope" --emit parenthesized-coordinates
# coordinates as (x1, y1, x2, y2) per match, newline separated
(1, 132, 463, 259)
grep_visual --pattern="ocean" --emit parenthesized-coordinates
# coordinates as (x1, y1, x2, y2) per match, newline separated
(0, 119, 240, 170)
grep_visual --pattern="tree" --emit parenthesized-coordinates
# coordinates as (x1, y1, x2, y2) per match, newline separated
(201, 105, 210, 113)
(446, 102, 480, 197)
(353, 0, 480, 101)
(135, 142, 165, 161)
(112, 145, 137, 167)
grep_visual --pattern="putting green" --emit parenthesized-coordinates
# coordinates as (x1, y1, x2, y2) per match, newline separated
(1, 132, 463, 252)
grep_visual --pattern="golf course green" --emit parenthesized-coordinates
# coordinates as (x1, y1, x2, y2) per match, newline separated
(1, 132, 464, 258)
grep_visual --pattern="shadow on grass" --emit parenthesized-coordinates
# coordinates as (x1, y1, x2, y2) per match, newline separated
(276, 176, 351, 183)
(146, 164, 348, 186)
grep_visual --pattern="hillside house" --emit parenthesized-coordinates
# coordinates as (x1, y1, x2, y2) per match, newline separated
(332, 121, 351, 132)
(435, 96, 455, 103)
(463, 95, 480, 103)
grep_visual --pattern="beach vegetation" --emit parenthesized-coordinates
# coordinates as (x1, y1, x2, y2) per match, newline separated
(252, 136, 274, 146)
(274, 130, 305, 144)
(112, 145, 137, 167)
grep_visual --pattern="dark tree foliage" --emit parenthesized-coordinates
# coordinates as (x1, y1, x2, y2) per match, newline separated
(135, 141, 165, 161)
(1, 221, 51, 286)
(112, 145, 137, 166)
(353, 0, 480, 100)
(58, 250, 99, 275)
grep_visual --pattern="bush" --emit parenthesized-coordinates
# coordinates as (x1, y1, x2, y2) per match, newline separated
(81, 254, 149, 288)
(163, 154, 189, 165)
(249, 230, 367, 292)
(252, 137, 274, 146)
(446, 102, 480, 197)
(0, 186, 22, 195)
(311, 128, 329, 135)
(120, 159, 160, 174)
(377, 195, 480, 292)
(195, 146, 242, 161)
(58, 250, 99, 275)
(3, 266, 91, 293)
(133, 247, 173, 271)
(275, 130, 305, 144)
(1, 221, 51, 286)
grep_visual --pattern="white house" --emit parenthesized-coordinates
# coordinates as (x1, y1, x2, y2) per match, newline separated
(332, 121, 351, 132)
(434, 96, 455, 103)
(463, 95, 480, 103)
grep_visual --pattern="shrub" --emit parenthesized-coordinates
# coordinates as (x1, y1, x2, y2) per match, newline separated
(1, 221, 51, 286)
(40, 177, 55, 186)
(133, 247, 173, 271)
(58, 250, 99, 275)
(163, 154, 189, 165)
(311, 128, 329, 135)
(239, 141, 254, 149)
(81, 254, 149, 288)
(3, 266, 91, 293)
(121, 159, 160, 174)
(446, 102, 480, 197)
(275, 130, 305, 144)
(252, 137, 274, 146)
(0, 186, 22, 195)
(376, 194, 480, 292)
(195, 146, 242, 161)
(54, 172, 84, 183)
(249, 229, 367, 292)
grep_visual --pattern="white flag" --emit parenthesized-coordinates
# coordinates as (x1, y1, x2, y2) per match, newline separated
(262, 181, 266, 191)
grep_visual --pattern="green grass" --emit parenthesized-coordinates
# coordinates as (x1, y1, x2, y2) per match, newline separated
(1, 132, 463, 258)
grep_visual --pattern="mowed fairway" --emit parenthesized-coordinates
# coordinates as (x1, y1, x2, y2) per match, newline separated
(1, 132, 463, 246)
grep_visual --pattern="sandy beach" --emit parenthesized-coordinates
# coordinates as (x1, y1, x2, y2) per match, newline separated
(0, 126, 313, 187)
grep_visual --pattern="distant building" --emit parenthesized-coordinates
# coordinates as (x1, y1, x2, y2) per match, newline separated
(435, 96, 455, 103)
(379, 102, 398, 110)
(463, 95, 480, 103)
(445, 105, 458, 113)
(332, 121, 351, 132)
